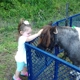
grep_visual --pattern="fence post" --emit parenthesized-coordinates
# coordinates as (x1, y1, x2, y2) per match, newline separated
(70, 17, 72, 27)
(25, 43, 33, 80)
(65, 3, 69, 26)
(53, 46, 59, 80)
(56, 22, 59, 26)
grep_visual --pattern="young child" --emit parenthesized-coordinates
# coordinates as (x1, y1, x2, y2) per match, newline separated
(13, 19, 43, 80)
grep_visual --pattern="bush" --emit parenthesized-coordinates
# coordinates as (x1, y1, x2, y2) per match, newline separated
(0, 0, 80, 28)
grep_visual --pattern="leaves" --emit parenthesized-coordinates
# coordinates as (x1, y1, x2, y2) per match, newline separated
(0, 0, 80, 28)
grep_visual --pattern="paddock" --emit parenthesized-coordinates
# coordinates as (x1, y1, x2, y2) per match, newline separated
(25, 13, 80, 80)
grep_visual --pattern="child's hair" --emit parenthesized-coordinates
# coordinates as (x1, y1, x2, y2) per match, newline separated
(18, 19, 31, 36)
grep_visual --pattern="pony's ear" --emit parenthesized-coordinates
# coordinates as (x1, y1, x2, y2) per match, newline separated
(51, 26, 58, 34)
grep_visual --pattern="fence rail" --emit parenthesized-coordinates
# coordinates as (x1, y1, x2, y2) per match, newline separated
(52, 13, 80, 27)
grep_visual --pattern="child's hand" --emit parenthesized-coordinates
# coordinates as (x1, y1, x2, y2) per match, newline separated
(38, 29, 43, 35)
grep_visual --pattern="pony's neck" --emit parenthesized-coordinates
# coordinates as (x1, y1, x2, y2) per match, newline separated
(57, 27, 78, 51)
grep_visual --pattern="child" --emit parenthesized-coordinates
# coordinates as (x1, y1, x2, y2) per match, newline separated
(13, 19, 43, 80)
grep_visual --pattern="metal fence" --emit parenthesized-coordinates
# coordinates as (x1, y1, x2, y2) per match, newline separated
(25, 13, 80, 80)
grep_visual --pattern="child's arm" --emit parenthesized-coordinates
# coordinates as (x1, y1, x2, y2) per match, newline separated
(26, 29, 43, 42)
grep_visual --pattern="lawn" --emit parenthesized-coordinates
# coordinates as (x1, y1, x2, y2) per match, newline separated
(0, 30, 17, 80)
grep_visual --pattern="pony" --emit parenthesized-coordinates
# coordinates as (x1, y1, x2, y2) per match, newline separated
(37, 25, 80, 79)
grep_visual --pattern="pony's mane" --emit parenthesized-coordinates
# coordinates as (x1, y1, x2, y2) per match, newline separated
(39, 25, 51, 47)
(39, 25, 56, 47)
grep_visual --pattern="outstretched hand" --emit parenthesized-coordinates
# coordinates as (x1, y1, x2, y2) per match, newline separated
(38, 29, 43, 35)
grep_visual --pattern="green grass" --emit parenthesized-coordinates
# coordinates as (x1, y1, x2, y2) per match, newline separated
(0, 30, 17, 80)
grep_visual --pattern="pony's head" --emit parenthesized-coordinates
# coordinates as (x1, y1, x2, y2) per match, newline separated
(37, 25, 58, 51)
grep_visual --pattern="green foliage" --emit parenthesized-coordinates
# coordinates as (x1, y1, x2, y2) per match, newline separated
(0, 0, 80, 28)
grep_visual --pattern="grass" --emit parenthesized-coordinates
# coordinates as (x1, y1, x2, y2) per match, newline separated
(0, 29, 18, 80)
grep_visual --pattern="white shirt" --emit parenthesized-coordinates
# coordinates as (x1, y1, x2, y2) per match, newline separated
(15, 36, 27, 63)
